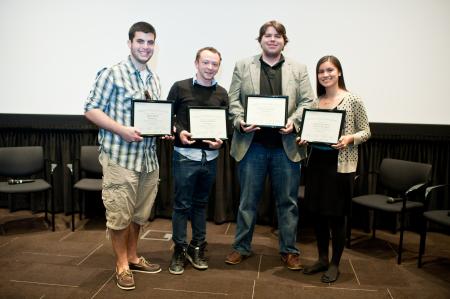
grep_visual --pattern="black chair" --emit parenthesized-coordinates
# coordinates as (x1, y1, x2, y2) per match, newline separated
(347, 158, 432, 264)
(71, 146, 102, 231)
(418, 184, 450, 267)
(0, 146, 55, 232)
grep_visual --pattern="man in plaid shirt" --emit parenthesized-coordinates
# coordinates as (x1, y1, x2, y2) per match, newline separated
(85, 21, 170, 291)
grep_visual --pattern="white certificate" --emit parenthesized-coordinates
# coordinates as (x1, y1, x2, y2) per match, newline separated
(244, 95, 288, 128)
(132, 100, 173, 136)
(299, 109, 345, 144)
(188, 107, 228, 140)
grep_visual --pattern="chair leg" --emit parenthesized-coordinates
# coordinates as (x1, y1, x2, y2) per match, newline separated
(43, 192, 48, 224)
(30, 193, 36, 213)
(418, 219, 428, 268)
(71, 188, 76, 232)
(50, 189, 55, 232)
(79, 192, 83, 221)
(398, 229, 404, 264)
(7, 193, 13, 211)
(397, 211, 405, 265)
(372, 211, 377, 239)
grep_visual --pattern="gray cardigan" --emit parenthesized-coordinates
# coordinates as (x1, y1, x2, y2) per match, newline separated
(310, 93, 371, 173)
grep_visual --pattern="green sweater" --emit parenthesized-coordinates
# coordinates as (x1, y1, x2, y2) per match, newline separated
(167, 78, 228, 150)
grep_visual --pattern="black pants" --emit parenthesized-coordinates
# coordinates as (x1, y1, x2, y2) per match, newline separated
(313, 214, 346, 266)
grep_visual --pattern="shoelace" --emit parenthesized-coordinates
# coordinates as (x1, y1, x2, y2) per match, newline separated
(118, 269, 133, 278)
(176, 251, 186, 263)
(193, 247, 207, 261)
(139, 257, 150, 266)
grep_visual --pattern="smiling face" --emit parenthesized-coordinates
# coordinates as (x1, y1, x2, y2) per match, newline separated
(317, 60, 341, 89)
(195, 49, 221, 86)
(259, 26, 285, 59)
(128, 31, 155, 69)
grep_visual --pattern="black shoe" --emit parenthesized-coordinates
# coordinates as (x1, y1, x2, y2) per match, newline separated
(169, 246, 186, 275)
(303, 261, 329, 275)
(321, 265, 340, 283)
(186, 243, 208, 270)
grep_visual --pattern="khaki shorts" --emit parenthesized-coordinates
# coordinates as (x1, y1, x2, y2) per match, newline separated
(100, 153, 159, 230)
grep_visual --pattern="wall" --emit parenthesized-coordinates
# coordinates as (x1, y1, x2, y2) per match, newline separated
(1, 0, 450, 124)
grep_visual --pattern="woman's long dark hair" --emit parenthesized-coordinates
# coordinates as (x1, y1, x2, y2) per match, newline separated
(316, 55, 347, 97)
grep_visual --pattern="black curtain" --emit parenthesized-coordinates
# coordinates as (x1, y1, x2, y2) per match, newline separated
(1, 115, 449, 228)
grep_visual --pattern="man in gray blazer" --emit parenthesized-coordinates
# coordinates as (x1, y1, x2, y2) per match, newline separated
(225, 20, 314, 270)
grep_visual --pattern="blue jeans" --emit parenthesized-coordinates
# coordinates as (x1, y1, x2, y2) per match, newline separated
(233, 143, 300, 255)
(172, 150, 217, 248)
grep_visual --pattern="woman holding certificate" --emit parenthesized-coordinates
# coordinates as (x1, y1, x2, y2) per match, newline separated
(297, 55, 371, 283)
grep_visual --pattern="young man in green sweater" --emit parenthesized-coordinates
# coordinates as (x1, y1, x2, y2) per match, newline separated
(167, 47, 228, 275)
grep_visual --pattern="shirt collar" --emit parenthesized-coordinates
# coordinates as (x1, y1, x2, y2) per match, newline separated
(192, 74, 217, 87)
(259, 54, 285, 69)
(126, 55, 152, 78)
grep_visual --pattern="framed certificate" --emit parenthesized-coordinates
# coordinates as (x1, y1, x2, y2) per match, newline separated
(131, 100, 173, 136)
(188, 106, 228, 140)
(244, 95, 288, 128)
(299, 109, 346, 144)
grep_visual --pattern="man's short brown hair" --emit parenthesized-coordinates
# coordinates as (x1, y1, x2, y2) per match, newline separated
(195, 47, 222, 63)
(257, 20, 289, 45)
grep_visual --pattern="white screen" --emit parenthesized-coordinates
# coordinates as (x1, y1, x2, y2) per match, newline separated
(1, 0, 449, 124)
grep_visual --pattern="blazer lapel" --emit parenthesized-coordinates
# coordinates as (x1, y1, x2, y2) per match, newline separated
(249, 56, 260, 94)
(282, 60, 292, 96)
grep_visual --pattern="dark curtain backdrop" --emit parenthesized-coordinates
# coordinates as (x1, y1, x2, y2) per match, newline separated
(1, 114, 449, 229)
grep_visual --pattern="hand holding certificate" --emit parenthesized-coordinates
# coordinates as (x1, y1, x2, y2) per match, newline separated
(298, 109, 346, 144)
(131, 100, 173, 136)
(188, 107, 228, 140)
(244, 95, 288, 128)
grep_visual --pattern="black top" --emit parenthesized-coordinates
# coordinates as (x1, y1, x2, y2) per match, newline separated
(260, 57, 284, 95)
(167, 78, 229, 150)
(252, 56, 285, 148)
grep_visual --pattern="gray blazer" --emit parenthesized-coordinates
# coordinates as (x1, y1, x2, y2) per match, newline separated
(228, 55, 314, 162)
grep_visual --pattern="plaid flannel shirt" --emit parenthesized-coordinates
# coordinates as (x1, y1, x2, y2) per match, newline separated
(85, 56, 162, 172)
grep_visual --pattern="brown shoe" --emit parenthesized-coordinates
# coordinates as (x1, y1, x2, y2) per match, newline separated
(129, 256, 161, 274)
(116, 269, 135, 290)
(225, 250, 248, 265)
(281, 253, 303, 270)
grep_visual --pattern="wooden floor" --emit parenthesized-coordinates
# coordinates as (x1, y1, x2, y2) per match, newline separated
(0, 209, 449, 299)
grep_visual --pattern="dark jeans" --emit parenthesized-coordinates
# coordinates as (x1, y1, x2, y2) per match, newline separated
(233, 143, 301, 255)
(172, 150, 217, 248)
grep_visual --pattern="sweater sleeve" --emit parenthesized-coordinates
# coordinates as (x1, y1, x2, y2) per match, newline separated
(168, 82, 186, 135)
(351, 96, 371, 145)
